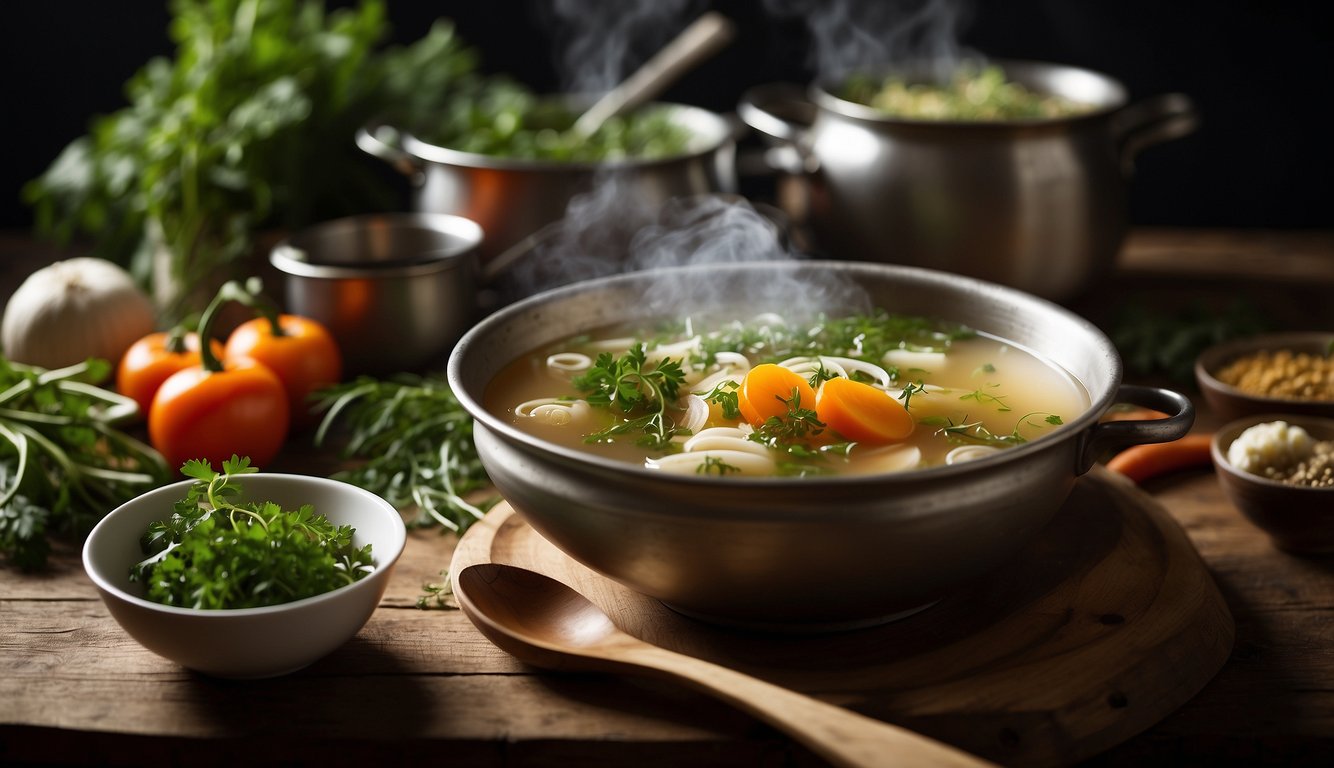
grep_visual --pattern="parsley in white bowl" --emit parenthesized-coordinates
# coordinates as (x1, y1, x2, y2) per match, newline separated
(83, 457, 406, 678)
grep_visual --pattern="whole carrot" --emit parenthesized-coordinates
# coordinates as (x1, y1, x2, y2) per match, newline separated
(1106, 433, 1215, 483)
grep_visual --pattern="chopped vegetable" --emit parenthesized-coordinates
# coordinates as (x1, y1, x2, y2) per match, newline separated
(815, 377, 914, 444)
(313, 373, 492, 533)
(0, 357, 169, 570)
(1106, 434, 1214, 483)
(574, 345, 687, 448)
(738, 364, 818, 428)
(130, 456, 374, 609)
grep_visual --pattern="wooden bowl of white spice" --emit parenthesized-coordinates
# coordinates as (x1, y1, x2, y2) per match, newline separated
(1212, 414, 1334, 554)
(1195, 332, 1334, 424)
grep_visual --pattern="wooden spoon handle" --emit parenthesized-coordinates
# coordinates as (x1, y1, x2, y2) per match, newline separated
(622, 644, 996, 768)
(572, 11, 735, 137)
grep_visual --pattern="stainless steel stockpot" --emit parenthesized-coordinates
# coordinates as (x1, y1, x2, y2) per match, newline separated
(357, 101, 738, 269)
(446, 260, 1192, 631)
(738, 61, 1198, 302)
(270, 213, 483, 376)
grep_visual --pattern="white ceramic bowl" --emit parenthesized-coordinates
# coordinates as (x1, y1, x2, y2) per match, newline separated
(83, 474, 407, 679)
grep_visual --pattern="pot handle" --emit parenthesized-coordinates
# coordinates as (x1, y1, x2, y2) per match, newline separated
(355, 123, 425, 185)
(737, 83, 819, 174)
(1113, 93, 1199, 176)
(1076, 384, 1196, 474)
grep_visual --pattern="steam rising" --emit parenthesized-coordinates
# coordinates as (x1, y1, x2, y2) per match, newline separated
(764, 0, 974, 82)
(544, 0, 698, 93)
(502, 170, 871, 322)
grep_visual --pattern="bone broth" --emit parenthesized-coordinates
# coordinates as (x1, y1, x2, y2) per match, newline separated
(484, 311, 1090, 477)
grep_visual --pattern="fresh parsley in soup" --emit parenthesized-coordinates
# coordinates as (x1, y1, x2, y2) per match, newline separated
(485, 311, 1090, 477)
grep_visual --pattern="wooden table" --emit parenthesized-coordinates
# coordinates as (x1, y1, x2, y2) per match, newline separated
(2, 230, 1332, 766)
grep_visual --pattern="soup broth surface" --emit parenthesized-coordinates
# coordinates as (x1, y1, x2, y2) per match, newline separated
(485, 312, 1090, 477)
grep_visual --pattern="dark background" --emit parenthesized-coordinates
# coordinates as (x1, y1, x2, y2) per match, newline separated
(3, 0, 1331, 231)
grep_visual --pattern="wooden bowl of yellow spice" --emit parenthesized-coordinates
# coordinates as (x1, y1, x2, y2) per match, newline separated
(1195, 332, 1334, 424)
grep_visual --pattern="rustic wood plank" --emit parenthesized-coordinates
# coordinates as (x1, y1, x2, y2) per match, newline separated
(3, 229, 1333, 765)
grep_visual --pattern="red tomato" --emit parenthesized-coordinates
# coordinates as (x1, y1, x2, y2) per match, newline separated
(116, 330, 224, 418)
(149, 357, 290, 472)
(224, 315, 342, 428)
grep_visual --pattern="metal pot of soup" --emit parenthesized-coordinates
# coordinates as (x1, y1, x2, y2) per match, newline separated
(446, 260, 1192, 631)
(357, 100, 739, 272)
(737, 60, 1198, 302)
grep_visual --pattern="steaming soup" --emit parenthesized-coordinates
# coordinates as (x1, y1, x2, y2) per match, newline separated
(485, 311, 1090, 477)
(840, 64, 1093, 121)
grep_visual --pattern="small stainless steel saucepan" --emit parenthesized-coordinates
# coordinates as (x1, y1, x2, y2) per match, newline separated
(269, 213, 484, 376)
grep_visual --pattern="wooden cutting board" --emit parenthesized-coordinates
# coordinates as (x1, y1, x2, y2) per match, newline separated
(450, 466, 1234, 767)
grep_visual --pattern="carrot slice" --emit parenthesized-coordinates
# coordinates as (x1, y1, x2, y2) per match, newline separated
(815, 377, 914, 444)
(1105, 433, 1214, 483)
(738, 364, 818, 427)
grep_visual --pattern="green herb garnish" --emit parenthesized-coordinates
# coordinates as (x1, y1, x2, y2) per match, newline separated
(0, 357, 169, 570)
(130, 456, 374, 609)
(314, 373, 493, 534)
(575, 345, 687, 447)
(922, 412, 1064, 447)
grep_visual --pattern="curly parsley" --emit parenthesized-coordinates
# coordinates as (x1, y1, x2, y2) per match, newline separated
(130, 457, 374, 610)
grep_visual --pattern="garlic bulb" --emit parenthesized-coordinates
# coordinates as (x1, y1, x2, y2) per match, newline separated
(2, 258, 156, 370)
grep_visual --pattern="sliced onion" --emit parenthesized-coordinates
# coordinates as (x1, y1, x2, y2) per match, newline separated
(884, 349, 947, 372)
(586, 336, 638, 352)
(712, 351, 751, 369)
(692, 370, 742, 396)
(647, 449, 776, 476)
(678, 394, 710, 435)
(852, 444, 922, 475)
(514, 398, 591, 426)
(648, 336, 700, 362)
(683, 432, 769, 457)
(546, 352, 592, 372)
(945, 445, 1001, 465)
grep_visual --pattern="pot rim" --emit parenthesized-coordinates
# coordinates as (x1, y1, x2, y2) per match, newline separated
(270, 213, 483, 279)
(447, 260, 1122, 491)
(811, 58, 1129, 128)
(397, 100, 736, 172)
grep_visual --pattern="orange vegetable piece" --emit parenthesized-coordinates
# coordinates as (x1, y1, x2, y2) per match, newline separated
(815, 377, 914, 444)
(1105, 433, 1214, 483)
(738, 364, 818, 427)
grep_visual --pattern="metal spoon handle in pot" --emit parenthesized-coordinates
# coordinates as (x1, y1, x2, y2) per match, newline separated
(572, 11, 736, 138)
(456, 564, 995, 768)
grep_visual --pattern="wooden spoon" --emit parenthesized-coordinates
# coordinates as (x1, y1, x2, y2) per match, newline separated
(571, 11, 735, 138)
(455, 563, 997, 768)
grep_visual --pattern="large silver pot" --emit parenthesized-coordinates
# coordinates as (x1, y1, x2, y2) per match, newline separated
(357, 101, 738, 270)
(738, 60, 1198, 301)
(447, 261, 1192, 631)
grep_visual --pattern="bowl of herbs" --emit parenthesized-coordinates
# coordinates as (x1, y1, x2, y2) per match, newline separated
(82, 456, 406, 679)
